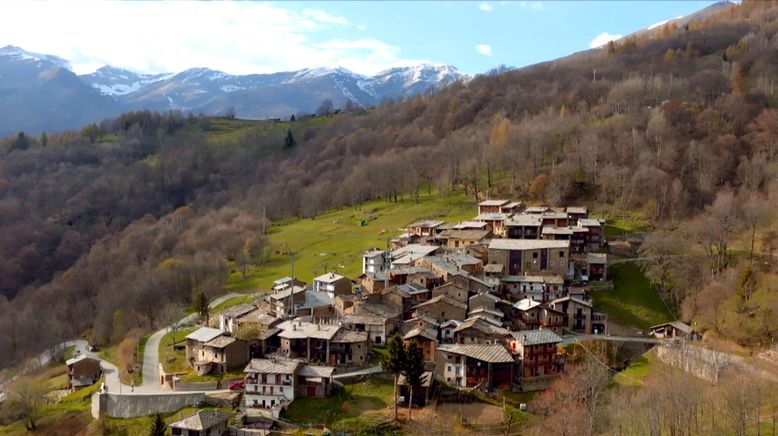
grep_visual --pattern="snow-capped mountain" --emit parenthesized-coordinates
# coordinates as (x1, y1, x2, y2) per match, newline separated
(82, 63, 466, 118)
(81, 66, 173, 96)
(0, 43, 466, 135)
(0, 45, 119, 136)
(0, 45, 72, 71)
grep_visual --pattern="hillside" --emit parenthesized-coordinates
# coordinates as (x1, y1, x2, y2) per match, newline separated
(0, 0, 776, 377)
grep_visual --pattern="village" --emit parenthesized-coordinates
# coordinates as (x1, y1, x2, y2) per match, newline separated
(58, 198, 708, 435)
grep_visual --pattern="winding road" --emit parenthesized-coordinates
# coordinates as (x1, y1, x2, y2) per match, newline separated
(1, 292, 244, 396)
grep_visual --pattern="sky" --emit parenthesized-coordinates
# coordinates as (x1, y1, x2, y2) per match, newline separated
(0, 0, 721, 76)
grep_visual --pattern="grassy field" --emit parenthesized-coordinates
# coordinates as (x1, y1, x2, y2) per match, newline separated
(159, 327, 196, 374)
(603, 217, 648, 238)
(612, 352, 657, 387)
(284, 377, 395, 431)
(591, 263, 673, 331)
(210, 294, 256, 315)
(225, 191, 477, 293)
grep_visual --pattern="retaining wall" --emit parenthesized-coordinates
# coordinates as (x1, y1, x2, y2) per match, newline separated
(91, 391, 206, 418)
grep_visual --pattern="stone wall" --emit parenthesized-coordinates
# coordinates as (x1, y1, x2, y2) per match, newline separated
(91, 391, 206, 419)
(655, 343, 732, 384)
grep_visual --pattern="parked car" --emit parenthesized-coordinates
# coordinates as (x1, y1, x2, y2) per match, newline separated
(228, 381, 245, 391)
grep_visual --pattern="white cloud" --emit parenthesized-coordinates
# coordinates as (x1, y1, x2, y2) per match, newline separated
(0, 1, 426, 76)
(590, 32, 623, 49)
(479, 2, 493, 12)
(476, 44, 493, 57)
(302, 9, 349, 26)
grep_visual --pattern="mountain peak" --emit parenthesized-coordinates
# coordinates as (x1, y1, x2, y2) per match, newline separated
(0, 45, 72, 71)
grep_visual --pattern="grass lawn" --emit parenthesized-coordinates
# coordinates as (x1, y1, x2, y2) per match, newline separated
(371, 346, 389, 365)
(612, 352, 657, 387)
(211, 294, 256, 314)
(284, 377, 395, 431)
(591, 263, 673, 331)
(159, 327, 196, 374)
(225, 191, 476, 293)
(604, 217, 648, 238)
(180, 369, 244, 383)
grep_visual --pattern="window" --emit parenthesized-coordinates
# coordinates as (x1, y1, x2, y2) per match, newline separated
(559, 251, 564, 258)
(448, 365, 452, 372)
(532, 252, 538, 259)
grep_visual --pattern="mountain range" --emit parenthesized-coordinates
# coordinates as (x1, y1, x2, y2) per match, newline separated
(0, 45, 466, 136)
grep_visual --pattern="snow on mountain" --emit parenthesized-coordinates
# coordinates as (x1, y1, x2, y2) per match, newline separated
(81, 65, 173, 96)
(0, 45, 72, 70)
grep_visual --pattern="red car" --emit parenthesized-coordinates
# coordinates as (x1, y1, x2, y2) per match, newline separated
(228, 380, 245, 391)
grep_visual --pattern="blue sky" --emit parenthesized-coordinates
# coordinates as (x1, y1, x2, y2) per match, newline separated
(0, 1, 720, 76)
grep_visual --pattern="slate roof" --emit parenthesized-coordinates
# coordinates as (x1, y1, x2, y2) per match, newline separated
(403, 327, 438, 341)
(276, 321, 340, 340)
(489, 239, 569, 250)
(186, 327, 227, 343)
(513, 298, 542, 311)
(479, 199, 510, 207)
(510, 329, 563, 345)
(331, 329, 368, 343)
(299, 364, 335, 378)
(578, 218, 601, 227)
(220, 304, 256, 319)
(170, 410, 233, 431)
(650, 321, 693, 334)
(204, 336, 238, 349)
(505, 214, 543, 226)
(474, 213, 511, 221)
(454, 317, 508, 335)
(65, 354, 100, 367)
(437, 229, 491, 241)
(413, 295, 467, 311)
(314, 272, 346, 283)
(437, 344, 515, 363)
(551, 295, 593, 307)
(587, 253, 608, 264)
(244, 358, 301, 375)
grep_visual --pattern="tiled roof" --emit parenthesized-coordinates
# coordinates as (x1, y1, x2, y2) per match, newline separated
(437, 344, 514, 363)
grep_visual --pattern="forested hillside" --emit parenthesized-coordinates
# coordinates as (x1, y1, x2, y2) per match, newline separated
(0, 0, 777, 371)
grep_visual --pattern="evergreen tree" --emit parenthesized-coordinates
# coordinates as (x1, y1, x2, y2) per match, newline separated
(381, 334, 406, 421)
(195, 291, 209, 324)
(403, 341, 425, 421)
(39, 131, 47, 147)
(290, 114, 296, 122)
(283, 129, 296, 149)
(149, 413, 167, 436)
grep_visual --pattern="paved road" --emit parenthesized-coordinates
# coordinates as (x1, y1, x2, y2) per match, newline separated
(560, 334, 664, 346)
(140, 292, 243, 392)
